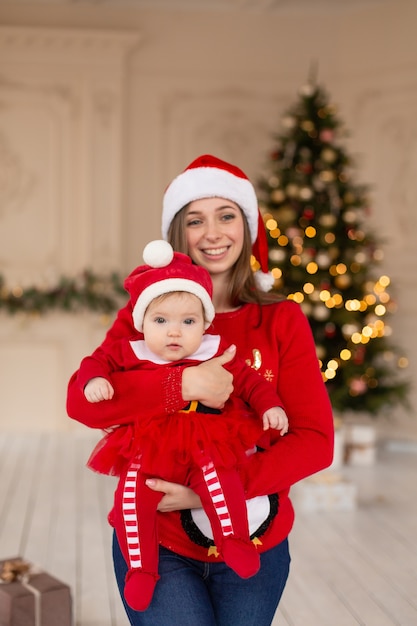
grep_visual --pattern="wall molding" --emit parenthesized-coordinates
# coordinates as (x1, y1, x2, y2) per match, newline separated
(0, 26, 141, 63)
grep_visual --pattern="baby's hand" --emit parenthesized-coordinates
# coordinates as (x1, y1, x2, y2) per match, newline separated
(84, 377, 114, 403)
(262, 407, 289, 435)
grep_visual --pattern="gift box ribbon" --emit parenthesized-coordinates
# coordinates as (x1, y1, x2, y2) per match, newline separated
(0, 558, 32, 584)
(0, 558, 44, 626)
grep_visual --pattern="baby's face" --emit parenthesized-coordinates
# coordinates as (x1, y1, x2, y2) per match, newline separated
(143, 292, 206, 362)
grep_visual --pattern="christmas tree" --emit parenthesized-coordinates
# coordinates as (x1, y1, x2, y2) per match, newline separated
(257, 80, 409, 416)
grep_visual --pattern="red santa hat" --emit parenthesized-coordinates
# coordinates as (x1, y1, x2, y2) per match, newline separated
(124, 240, 215, 332)
(162, 154, 274, 291)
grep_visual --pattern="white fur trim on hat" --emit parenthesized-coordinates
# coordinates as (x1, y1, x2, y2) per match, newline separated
(162, 167, 259, 242)
(132, 277, 215, 333)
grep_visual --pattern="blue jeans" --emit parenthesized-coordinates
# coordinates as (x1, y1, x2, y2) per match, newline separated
(112, 532, 290, 626)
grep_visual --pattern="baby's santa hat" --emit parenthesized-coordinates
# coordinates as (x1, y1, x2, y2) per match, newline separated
(162, 154, 274, 292)
(124, 240, 215, 332)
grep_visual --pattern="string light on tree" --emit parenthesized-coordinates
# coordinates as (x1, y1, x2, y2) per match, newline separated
(257, 78, 409, 416)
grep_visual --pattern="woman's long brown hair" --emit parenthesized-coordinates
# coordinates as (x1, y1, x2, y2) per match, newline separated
(167, 205, 284, 308)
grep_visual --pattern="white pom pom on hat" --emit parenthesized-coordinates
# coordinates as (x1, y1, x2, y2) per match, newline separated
(161, 154, 274, 291)
(124, 240, 215, 332)
(143, 239, 174, 267)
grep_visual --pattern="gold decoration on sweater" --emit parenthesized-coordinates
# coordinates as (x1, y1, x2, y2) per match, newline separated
(246, 349, 262, 371)
(207, 546, 220, 558)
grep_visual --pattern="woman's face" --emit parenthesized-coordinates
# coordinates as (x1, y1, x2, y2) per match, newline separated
(183, 197, 245, 278)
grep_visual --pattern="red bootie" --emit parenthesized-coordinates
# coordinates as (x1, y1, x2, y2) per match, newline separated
(124, 569, 160, 612)
(221, 536, 260, 579)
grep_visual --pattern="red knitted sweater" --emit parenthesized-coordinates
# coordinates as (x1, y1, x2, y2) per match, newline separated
(67, 299, 334, 561)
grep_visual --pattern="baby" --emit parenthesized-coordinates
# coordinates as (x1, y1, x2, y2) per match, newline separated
(79, 240, 288, 611)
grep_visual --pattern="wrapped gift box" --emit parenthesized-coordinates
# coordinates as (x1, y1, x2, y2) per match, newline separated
(291, 471, 358, 512)
(0, 557, 72, 626)
(345, 423, 377, 466)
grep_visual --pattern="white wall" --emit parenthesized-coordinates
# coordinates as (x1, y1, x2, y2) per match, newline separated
(0, 0, 416, 435)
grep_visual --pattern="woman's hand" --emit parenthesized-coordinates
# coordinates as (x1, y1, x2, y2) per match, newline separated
(145, 478, 202, 512)
(181, 344, 236, 409)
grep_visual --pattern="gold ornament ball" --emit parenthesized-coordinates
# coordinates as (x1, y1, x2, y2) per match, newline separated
(269, 248, 286, 263)
(285, 183, 299, 198)
(299, 186, 313, 201)
(300, 83, 315, 97)
(271, 189, 285, 203)
(268, 175, 280, 188)
(282, 115, 296, 129)
(316, 344, 326, 360)
(276, 205, 297, 223)
(301, 119, 315, 132)
(319, 170, 336, 183)
(316, 252, 331, 268)
(321, 148, 337, 163)
(313, 305, 331, 321)
(343, 210, 358, 224)
(334, 274, 352, 289)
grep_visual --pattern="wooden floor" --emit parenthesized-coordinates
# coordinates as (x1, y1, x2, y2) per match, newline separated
(1, 431, 417, 626)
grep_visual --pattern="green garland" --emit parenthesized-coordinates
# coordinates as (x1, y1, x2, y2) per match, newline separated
(0, 270, 128, 315)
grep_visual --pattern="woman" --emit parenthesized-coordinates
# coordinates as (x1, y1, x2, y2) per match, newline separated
(67, 154, 334, 626)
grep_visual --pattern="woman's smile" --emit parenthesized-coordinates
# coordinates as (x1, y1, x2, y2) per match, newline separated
(200, 245, 230, 258)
